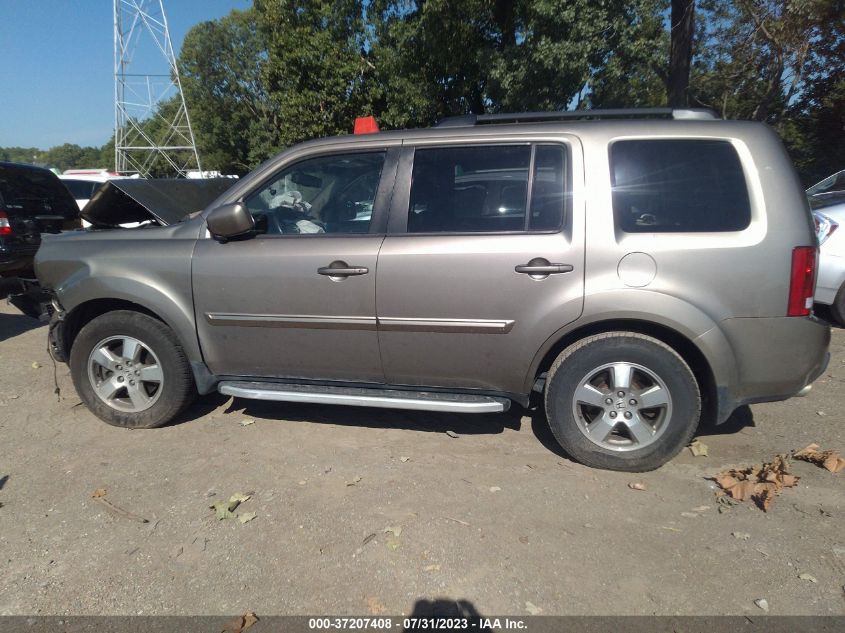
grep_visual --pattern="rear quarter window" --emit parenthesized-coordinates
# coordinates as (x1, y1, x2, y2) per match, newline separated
(610, 139, 751, 233)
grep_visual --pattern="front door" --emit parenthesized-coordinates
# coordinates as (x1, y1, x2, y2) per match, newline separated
(193, 149, 396, 383)
(376, 140, 584, 395)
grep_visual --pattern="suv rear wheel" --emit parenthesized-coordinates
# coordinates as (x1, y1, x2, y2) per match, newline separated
(544, 332, 701, 472)
(69, 310, 195, 428)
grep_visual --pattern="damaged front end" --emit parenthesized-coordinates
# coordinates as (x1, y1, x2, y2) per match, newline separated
(81, 178, 237, 228)
(4, 277, 67, 361)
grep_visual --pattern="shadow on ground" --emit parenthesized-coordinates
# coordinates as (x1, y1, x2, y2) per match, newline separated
(403, 598, 492, 632)
(225, 396, 523, 436)
(0, 311, 43, 342)
(523, 402, 756, 461)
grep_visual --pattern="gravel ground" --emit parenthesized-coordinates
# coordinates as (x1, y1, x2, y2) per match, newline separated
(0, 299, 843, 617)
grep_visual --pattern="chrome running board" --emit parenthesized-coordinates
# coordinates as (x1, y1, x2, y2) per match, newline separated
(218, 381, 510, 413)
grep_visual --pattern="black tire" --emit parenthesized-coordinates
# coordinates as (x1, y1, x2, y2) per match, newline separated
(544, 332, 701, 472)
(69, 310, 196, 428)
(829, 284, 845, 328)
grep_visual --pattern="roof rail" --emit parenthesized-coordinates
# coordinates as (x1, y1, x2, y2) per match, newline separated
(435, 108, 719, 128)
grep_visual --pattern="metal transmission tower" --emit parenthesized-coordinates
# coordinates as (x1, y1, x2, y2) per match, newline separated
(113, 0, 202, 177)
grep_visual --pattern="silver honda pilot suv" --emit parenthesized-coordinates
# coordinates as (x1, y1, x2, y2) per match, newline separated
(32, 109, 830, 471)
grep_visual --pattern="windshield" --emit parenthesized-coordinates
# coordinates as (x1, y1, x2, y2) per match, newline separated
(807, 169, 845, 197)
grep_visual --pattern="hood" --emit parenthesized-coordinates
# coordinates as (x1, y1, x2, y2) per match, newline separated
(81, 178, 238, 227)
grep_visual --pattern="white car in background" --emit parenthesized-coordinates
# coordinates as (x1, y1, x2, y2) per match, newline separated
(810, 170, 845, 326)
(58, 170, 121, 210)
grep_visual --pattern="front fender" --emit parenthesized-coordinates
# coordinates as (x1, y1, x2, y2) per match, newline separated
(35, 224, 203, 364)
(57, 274, 202, 363)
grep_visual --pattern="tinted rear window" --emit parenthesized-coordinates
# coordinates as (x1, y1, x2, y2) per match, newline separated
(61, 179, 101, 200)
(0, 165, 78, 218)
(610, 140, 751, 233)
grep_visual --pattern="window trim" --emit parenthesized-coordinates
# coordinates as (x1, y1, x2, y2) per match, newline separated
(230, 146, 399, 239)
(388, 142, 570, 236)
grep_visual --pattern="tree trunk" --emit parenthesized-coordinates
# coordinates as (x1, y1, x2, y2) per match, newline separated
(667, 0, 695, 108)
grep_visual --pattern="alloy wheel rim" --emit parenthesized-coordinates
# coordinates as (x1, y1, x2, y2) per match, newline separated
(571, 362, 672, 452)
(87, 335, 163, 413)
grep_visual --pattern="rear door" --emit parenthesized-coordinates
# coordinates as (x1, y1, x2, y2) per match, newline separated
(192, 147, 399, 382)
(375, 137, 585, 396)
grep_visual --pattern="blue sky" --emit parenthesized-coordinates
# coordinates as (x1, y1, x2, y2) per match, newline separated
(0, 0, 250, 149)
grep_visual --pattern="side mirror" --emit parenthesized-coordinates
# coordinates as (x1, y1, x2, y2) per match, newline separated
(206, 203, 255, 241)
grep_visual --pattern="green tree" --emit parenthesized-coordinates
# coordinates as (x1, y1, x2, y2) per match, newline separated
(588, 0, 669, 107)
(253, 0, 372, 148)
(180, 8, 275, 174)
(369, 0, 653, 128)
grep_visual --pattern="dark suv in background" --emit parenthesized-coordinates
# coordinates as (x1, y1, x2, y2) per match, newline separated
(0, 162, 78, 277)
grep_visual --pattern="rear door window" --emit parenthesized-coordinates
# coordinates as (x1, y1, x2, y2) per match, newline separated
(610, 139, 751, 233)
(406, 144, 568, 233)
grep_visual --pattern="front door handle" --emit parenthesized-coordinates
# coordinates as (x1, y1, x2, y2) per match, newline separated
(515, 258, 574, 276)
(318, 260, 369, 277)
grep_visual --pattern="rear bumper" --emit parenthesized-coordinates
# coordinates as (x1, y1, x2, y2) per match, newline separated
(715, 315, 830, 422)
(0, 239, 39, 275)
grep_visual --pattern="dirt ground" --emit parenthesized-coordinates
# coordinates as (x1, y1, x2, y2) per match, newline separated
(0, 299, 843, 617)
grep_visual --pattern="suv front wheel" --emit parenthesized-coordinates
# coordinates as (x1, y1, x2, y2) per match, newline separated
(544, 332, 701, 472)
(69, 310, 196, 428)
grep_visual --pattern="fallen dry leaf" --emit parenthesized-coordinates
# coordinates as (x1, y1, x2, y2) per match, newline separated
(628, 482, 646, 491)
(445, 430, 460, 438)
(221, 611, 259, 633)
(689, 439, 709, 457)
(210, 501, 236, 520)
(92, 488, 107, 498)
(754, 598, 769, 613)
(711, 454, 800, 511)
(489, 486, 501, 493)
(383, 525, 402, 537)
(31, 362, 41, 369)
(366, 597, 386, 615)
(525, 601, 543, 615)
(423, 564, 440, 572)
(400, 456, 410, 463)
(239, 419, 255, 427)
(238, 512, 257, 524)
(732, 531, 751, 540)
(798, 573, 818, 583)
(794, 443, 845, 473)
(346, 475, 362, 486)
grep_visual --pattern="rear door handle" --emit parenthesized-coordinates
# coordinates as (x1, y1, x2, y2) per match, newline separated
(318, 261, 369, 277)
(515, 260, 574, 275)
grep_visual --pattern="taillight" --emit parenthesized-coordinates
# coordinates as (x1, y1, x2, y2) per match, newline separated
(0, 210, 12, 236)
(787, 246, 817, 316)
(812, 210, 838, 244)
